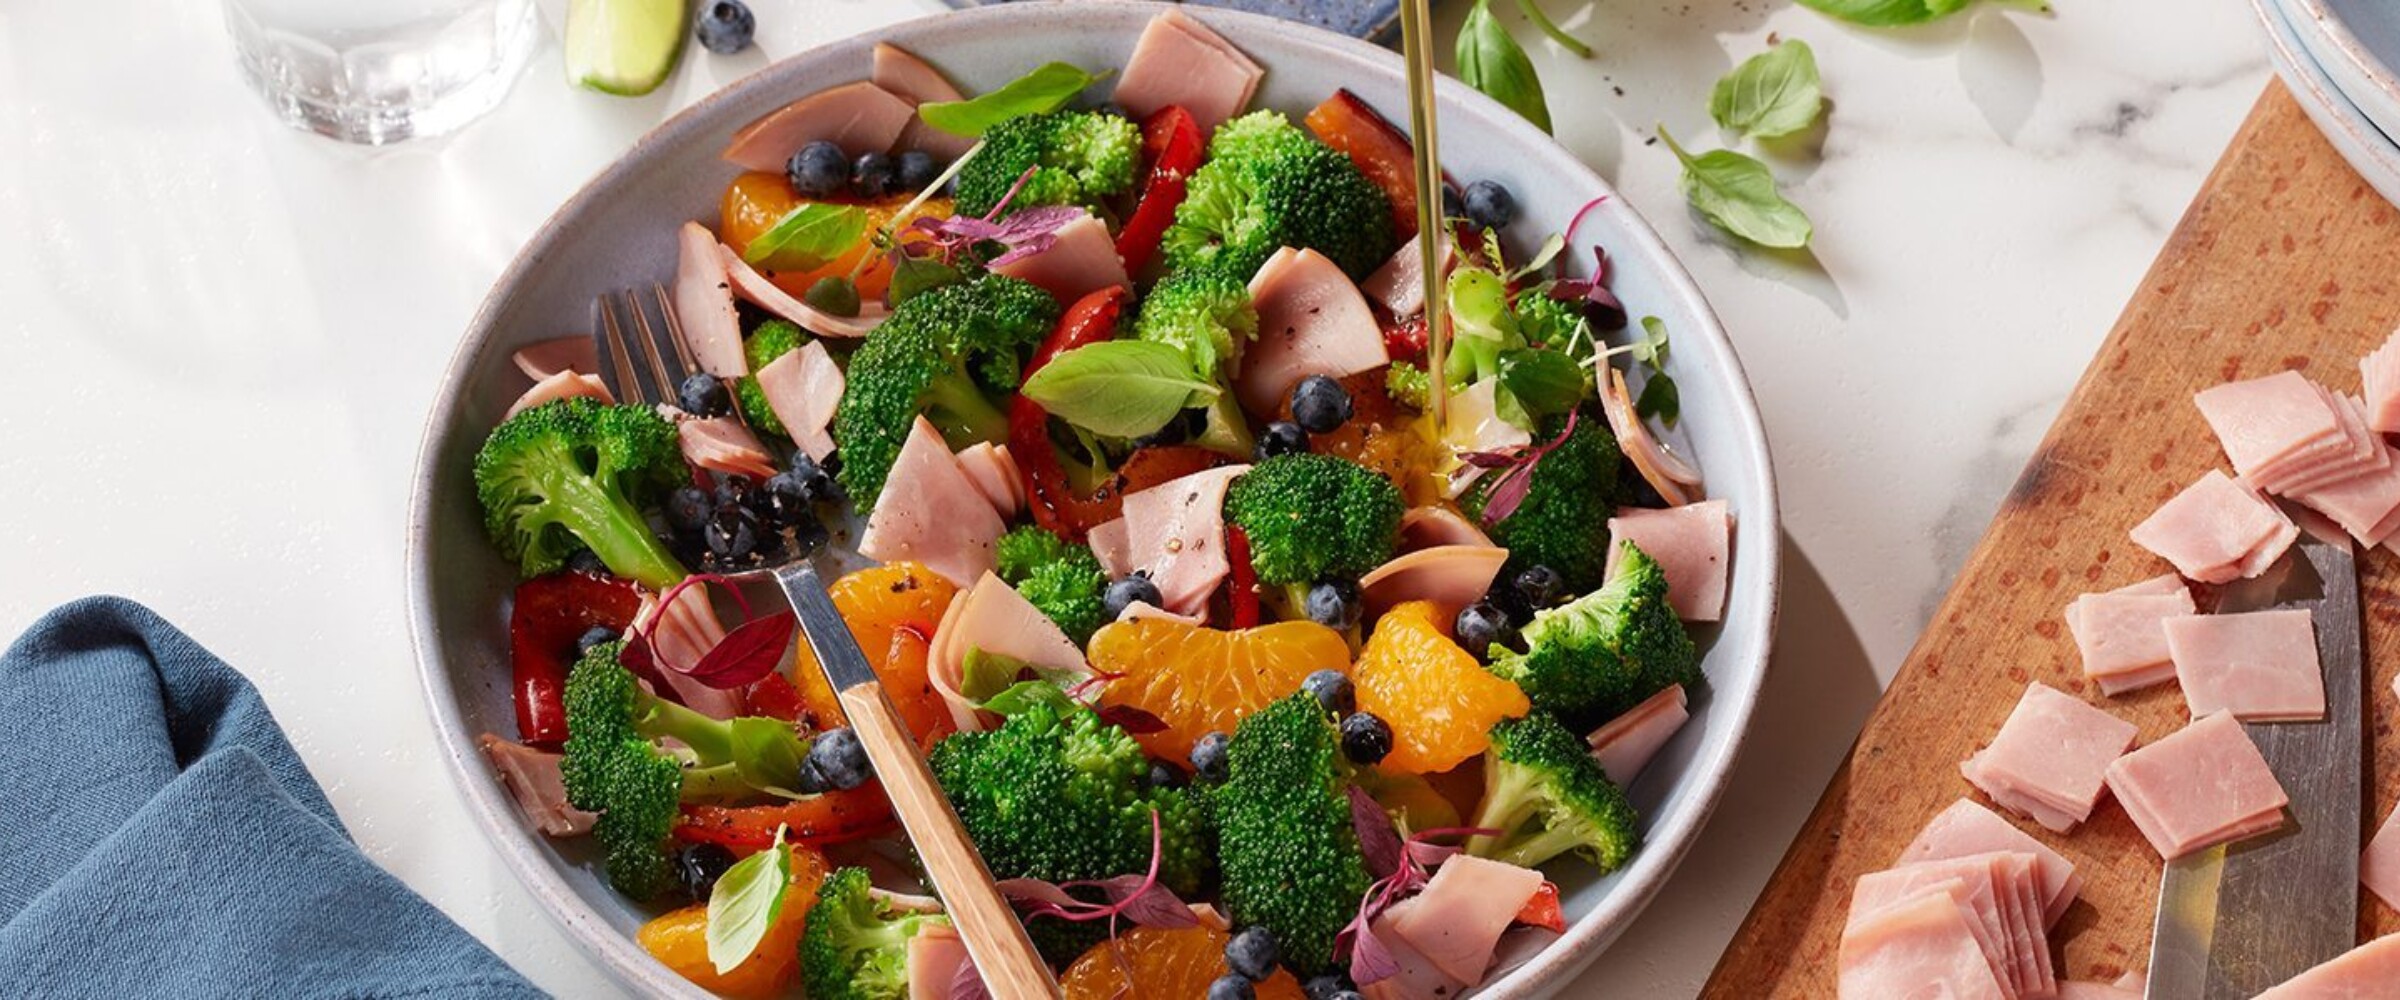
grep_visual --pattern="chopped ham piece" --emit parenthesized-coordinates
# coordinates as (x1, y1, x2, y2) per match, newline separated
(505, 370, 614, 419)
(717, 244, 888, 339)
(756, 341, 844, 461)
(1850, 854, 2054, 999)
(1383, 855, 1545, 985)
(1361, 232, 1453, 319)
(870, 42, 976, 162)
(2162, 609, 2325, 721)
(988, 212, 1130, 304)
(1358, 545, 1510, 623)
(2104, 711, 2289, 860)
(1836, 890, 2010, 1000)
(512, 336, 597, 383)
(1237, 247, 1390, 416)
(1398, 505, 1497, 551)
(1361, 900, 1469, 1000)
(2294, 442, 2400, 544)
(1085, 517, 1132, 579)
(723, 81, 914, 173)
(2254, 933, 2400, 999)
(1960, 683, 2138, 833)
(906, 923, 972, 1000)
(676, 415, 779, 480)
(1602, 368, 1701, 506)
(859, 418, 1006, 587)
(478, 734, 597, 837)
(2361, 796, 2400, 911)
(674, 222, 747, 378)
(1114, 465, 1250, 616)
(2066, 575, 2196, 696)
(1440, 379, 1532, 454)
(926, 573, 1092, 732)
(2055, 983, 2141, 1000)
(632, 588, 743, 719)
(1586, 684, 1689, 785)
(1899, 799, 2081, 927)
(2128, 469, 2297, 583)
(1111, 9, 1264, 133)
(2362, 329, 2400, 432)
(2194, 371, 2348, 482)
(1607, 500, 1733, 621)
(951, 442, 1023, 519)
(1113, 600, 1205, 627)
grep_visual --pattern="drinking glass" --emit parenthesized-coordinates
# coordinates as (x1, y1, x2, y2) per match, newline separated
(223, 0, 541, 145)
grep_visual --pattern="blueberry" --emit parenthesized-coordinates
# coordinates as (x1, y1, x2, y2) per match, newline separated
(804, 727, 871, 791)
(1225, 925, 1280, 981)
(1454, 600, 1515, 659)
(1462, 179, 1518, 231)
(788, 514, 830, 557)
(1132, 409, 1194, 448)
(1208, 974, 1256, 1000)
(665, 486, 712, 533)
(759, 469, 813, 527)
(1328, 992, 1365, 1000)
(675, 842, 739, 901)
(787, 141, 848, 198)
(1103, 572, 1163, 619)
(693, 0, 755, 55)
(851, 151, 897, 199)
(804, 275, 861, 318)
(1304, 579, 1362, 630)
(1440, 183, 1465, 221)
(1481, 579, 1535, 624)
(1190, 731, 1232, 783)
(1514, 565, 1566, 609)
(565, 548, 608, 575)
(1303, 974, 1359, 1000)
(1289, 375, 1353, 434)
(1254, 421, 1309, 460)
(713, 476, 754, 509)
(896, 149, 940, 192)
(1146, 761, 1185, 791)
(1339, 712, 1394, 765)
(575, 625, 619, 658)
(788, 452, 836, 501)
(1300, 669, 1356, 717)
(704, 505, 760, 559)
(676, 373, 731, 417)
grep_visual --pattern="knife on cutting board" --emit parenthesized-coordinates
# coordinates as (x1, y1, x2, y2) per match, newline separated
(2146, 539, 2363, 999)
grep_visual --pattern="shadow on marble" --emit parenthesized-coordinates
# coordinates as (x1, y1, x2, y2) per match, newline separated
(1961, 12, 2045, 141)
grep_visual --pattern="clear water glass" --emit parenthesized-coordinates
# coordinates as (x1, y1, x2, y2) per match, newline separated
(224, 0, 541, 145)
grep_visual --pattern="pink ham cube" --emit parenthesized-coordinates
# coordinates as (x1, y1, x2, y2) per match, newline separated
(1606, 499, 1733, 621)
(2364, 799, 2400, 913)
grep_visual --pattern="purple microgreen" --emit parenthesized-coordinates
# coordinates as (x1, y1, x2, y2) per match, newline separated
(995, 813, 1190, 930)
(1548, 245, 1627, 331)
(628, 573, 760, 679)
(1333, 825, 1505, 983)
(684, 611, 797, 689)
(1475, 410, 1581, 526)
(950, 958, 991, 1000)
(1564, 194, 1611, 246)
(1093, 702, 1170, 736)
(1348, 786, 1405, 881)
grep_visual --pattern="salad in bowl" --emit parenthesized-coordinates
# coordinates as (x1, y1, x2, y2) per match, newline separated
(416, 4, 1774, 999)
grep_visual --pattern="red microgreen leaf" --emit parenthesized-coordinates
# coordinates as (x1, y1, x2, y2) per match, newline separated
(683, 611, 797, 689)
(950, 958, 990, 1000)
(1094, 703, 1170, 735)
(1474, 410, 1582, 527)
(1348, 786, 1404, 881)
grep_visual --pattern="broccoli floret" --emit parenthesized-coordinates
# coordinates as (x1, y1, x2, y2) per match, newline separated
(1485, 542, 1698, 725)
(735, 319, 806, 437)
(953, 110, 1141, 218)
(994, 525, 1111, 645)
(1217, 694, 1373, 976)
(559, 642, 759, 899)
(473, 397, 687, 590)
(1224, 454, 1404, 590)
(1133, 269, 1259, 456)
(1463, 411, 1623, 594)
(833, 275, 1060, 506)
(1162, 114, 1395, 281)
(1512, 288, 1589, 352)
(798, 867, 952, 1000)
(1385, 361, 1432, 411)
(1464, 711, 1642, 871)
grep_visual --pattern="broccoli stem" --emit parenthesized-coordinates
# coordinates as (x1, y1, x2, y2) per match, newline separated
(1193, 391, 1257, 459)
(1464, 761, 1543, 860)
(545, 468, 687, 591)
(923, 373, 1011, 449)
(678, 762, 754, 802)
(1488, 825, 1588, 868)
(635, 693, 736, 765)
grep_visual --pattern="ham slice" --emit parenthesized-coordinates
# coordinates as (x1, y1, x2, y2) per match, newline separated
(478, 734, 597, 837)
(906, 923, 972, 1000)
(1398, 505, 1497, 551)
(2104, 711, 2290, 860)
(859, 418, 1006, 588)
(717, 244, 887, 339)
(1586, 684, 1689, 785)
(756, 341, 844, 461)
(1361, 232, 1454, 319)
(2194, 371, 2348, 481)
(2293, 442, 2400, 544)
(723, 81, 914, 173)
(1113, 465, 1250, 616)
(1237, 247, 1390, 416)
(870, 42, 976, 162)
(1111, 9, 1264, 133)
(676, 414, 779, 480)
(632, 588, 743, 719)
(1899, 799, 2081, 927)
(505, 370, 614, 419)
(2066, 575, 2197, 696)
(1358, 545, 1510, 623)
(1837, 890, 2010, 1000)
(988, 212, 1130, 304)
(512, 336, 597, 383)
(2363, 797, 2400, 912)
(2128, 469, 2296, 583)
(675, 222, 747, 378)
(2254, 932, 2400, 998)
(926, 573, 1093, 733)
(1959, 683, 2138, 833)
(1383, 855, 1545, 985)
(2056, 982, 2141, 999)
(1086, 517, 1133, 579)
(2162, 609, 2325, 721)
(1850, 856, 2053, 999)
(1606, 500, 1733, 621)
(950, 442, 1023, 519)
(2362, 329, 2400, 432)
(1361, 900, 1470, 1000)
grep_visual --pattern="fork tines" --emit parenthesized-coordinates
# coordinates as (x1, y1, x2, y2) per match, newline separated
(592, 284, 704, 406)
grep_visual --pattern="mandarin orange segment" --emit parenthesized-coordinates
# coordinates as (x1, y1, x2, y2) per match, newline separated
(1060, 925, 1308, 1000)
(1089, 618, 1352, 762)
(718, 171, 953, 301)
(636, 845, 831, 999)
(788, 562, 958, 744)
(1354, 601, 1531, 774)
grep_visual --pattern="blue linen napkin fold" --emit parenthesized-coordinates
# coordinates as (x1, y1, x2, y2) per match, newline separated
(0, 596, 545, 999)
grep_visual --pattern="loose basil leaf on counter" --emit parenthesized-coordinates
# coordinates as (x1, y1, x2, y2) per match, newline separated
(1458, 0, 1553, 133)
(1799, 0, 2046, 27)
(1658, 126, 1813, 248)
(919, 62, 1104, 137)
(1514, 0, 1592, 58)
(706, 826, 792, 974)
(728, 717, 811, 799)
(742, 202, 869, 272)
(1021, 340, 1217, 438)
(1710, 40, 1824, 140)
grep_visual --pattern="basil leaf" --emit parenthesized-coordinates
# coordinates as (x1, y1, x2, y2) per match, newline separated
(1498, 348, 1587, 419)
(1710, 40, 1823, 140)
(1657, 127, 1813, 248)
(1458, 0, 1552, 133)
(960, 648, 1033, 705)
(1514, 0, 1593, 58)
(742, 203, 868, 271)
(887, 253, 968, 307)
(918, 62, 1104, 137)
(978, 678, 1080, 719)
(706, 829, 790, 974)
(728, 717, 810, 799)
(1798, 0, 2039, 26)
(1021, 340, 1216, 438)
(1636, 371, 1681, 425)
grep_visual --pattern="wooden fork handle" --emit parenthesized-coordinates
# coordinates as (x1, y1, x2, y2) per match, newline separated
(836, 681, 1060, 999)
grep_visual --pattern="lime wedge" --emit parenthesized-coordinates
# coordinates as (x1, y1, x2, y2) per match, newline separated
(565, 0, 686, 97)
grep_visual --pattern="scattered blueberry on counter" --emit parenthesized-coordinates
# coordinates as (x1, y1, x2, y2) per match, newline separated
(693, 0, 755, 55)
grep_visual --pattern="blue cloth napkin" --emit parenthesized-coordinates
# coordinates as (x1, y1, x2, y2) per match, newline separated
(0, 597, 545, 999)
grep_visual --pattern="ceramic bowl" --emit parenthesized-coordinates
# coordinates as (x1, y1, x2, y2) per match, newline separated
(406, 3, 1781, 995)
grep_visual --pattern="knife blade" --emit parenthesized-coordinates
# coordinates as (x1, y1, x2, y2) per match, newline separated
(2146, 539, 2362, 999)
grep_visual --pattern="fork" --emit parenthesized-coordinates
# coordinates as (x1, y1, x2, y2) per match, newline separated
(592, 287, 1061, 999)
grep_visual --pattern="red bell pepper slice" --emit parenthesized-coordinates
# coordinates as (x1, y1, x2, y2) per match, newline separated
(1014, 287, 1131, 540)
(673, 785, 898, 854)
(1515, 881, 1566, 933)
(1115, 105, 1205, 276)
(507, 571, 643, 749)
(1224, 526, 1262, 629)
(1304, 89, 1425, 240)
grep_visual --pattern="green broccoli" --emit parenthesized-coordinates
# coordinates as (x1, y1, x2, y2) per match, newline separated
(558, 642, 764, 899)
(1464, 711, 1642, 872)
(993, 525, 1110, 645)
(1223, 454, 1404, 596)
(734, 319, 806, 437)
(1385, 361, 1432, 411)
(832, 275, 1060, 506)
(953, 110, 1141, 218)
(1161, 114, 1395, 281)
(1512, 287, 1590, 352)
(473, 397, 687, 590)
(1132, 269, 1260, 457)
(1485, 542, 1698, 725)
(1463, 411, 1624, 594)
(1217, 693, 1373, 976)
(798, 867, 952, 1000)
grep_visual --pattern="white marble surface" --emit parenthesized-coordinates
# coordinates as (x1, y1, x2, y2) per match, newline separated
(0, 0, 2272, 995)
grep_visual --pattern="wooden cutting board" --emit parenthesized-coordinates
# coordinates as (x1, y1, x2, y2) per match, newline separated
(1703, 81, 2400, 995)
